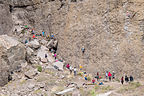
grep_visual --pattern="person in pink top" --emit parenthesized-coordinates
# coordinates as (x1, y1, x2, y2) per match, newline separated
(108, 72, 112, 81)
(54, 54, 56, 59)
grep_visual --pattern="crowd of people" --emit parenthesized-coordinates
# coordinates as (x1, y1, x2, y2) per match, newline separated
(65, 62, 134, 86)
(21, 25, 135, 86)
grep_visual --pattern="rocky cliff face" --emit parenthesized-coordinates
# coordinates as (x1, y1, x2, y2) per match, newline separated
(1, 0, 144, 78)
(0, 35, 26, 86)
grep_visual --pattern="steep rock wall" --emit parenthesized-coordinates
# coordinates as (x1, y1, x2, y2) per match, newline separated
(1, 0, 144, 78)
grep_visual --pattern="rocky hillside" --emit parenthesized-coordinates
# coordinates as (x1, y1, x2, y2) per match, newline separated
(0, 0, 144, 78)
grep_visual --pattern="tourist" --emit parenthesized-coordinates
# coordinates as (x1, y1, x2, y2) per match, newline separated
(69, 66, 72, 74)
(66, 64, 70, 69)
(108, 72, 112, 81)
(112, 71, 115, 80)
(125, 75, 129, 83)
(121, 76, 124, 85)
(105, 71, 108, 79)
(130, 75, 134, 82)
(92, 78, 95, 84)
(45, 54, 47, 58)
(74, 67, 77, 76)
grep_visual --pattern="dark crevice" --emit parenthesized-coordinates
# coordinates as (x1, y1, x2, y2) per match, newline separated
(13, 5, 30, 9)
(57, 3, 65, 10)
(9, 5, 13, 13)
(71, 0, 77, 2)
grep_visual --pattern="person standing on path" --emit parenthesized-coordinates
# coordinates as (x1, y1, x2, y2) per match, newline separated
(125, 75, 129, 83)
(45, 54, 47, 58)
(66, 64, 70, 69)
(54, 53, 57, 60)
(92, 78, 95, 84)
(112, 71, 115, 80)
(105, 71, 108, 79)
(130, 75, 134, 82)
(74, 67, 77, 76)
(95, 72, 99, 81)
(108, 72, 112, 81)
(81, 47, 85, 54)
(121, 76, 124, 85)
(69, 66, 72, 74)
(42, 31, 45, 37)
(79, 65, 82, 70)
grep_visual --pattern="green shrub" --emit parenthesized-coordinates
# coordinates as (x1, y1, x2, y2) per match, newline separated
(115, 78, 120, 82)
(77, 72, 83, 76)
(37, 66, 42, 72)
(21, 29, 25, 34)
(90, 89, 96, 96)
(87, 76, 91, 81)
(118, 82, 141, 93)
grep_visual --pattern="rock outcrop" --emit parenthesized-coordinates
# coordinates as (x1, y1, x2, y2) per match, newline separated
(0, 35, 26, 86)
(0, 0, 144, 78)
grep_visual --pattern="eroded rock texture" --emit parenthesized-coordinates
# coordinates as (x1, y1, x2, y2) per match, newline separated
(0, 35, 26, 86)
(0, 0, 144, 78)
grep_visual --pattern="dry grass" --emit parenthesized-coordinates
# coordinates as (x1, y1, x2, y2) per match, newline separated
(117, 82, 141, 93)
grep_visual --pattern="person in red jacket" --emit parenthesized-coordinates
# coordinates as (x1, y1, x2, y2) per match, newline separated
(66, 64, 70, 69)
(108, 72, 112, 81)
(92, 78, 95, 84)
(32, 35, 36, 39)
(121, 76, 124, 85)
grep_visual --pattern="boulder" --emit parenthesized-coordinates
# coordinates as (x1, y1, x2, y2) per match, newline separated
(37, 46, 54, 63)
(46, 39, 53, 49)
(27, 39, 40, 49)
(53, 61, 64, 71)
(0, 35, 26, 86)
(40, 39, 47, 45)
(56, 88, 75, 95)
(26, 47, 34, 56)
(24, 68, 38, 79)
(46, 39, 58, 49)
(40, 58, 47, 63)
